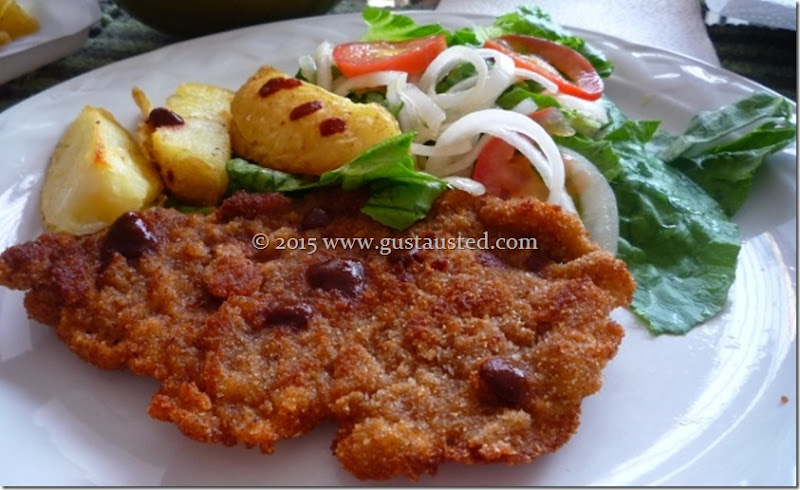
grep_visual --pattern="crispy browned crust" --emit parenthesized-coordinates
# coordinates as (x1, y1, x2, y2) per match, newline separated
(0, 189, 634, 481)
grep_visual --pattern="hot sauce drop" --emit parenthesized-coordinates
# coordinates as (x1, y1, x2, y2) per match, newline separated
(319, 117, 346, 136)
(259, 77, 302, 97)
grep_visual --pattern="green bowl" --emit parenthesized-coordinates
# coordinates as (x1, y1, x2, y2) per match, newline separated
(115, 0, 342, 37)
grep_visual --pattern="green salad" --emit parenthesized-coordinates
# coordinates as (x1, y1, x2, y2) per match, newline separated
(225, 6, 796, 335)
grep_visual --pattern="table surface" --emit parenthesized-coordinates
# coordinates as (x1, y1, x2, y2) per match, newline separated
(0, 0, 795, 113)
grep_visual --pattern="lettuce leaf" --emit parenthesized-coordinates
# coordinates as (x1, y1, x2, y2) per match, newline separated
(650, 92, 793, 161)
(360, 6, 448, 42)
(357, 7, 613, 78)
(226, 159, 312, 193)
(559, 92, 794, 335)
(604, 120, 742, 334)
(649, 92, 796, 215)
(477, 6, 614, 77)
(226, 133, 447, 230)
(496, 84, 560, 111)
(553, 132, 622, 182)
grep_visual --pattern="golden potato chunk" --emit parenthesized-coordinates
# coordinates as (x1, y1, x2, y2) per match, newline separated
(0, 0, 39, 41)
(40, 106, 163, 235)
(230, 65, 401, 175)
(134, 83, 234, 206)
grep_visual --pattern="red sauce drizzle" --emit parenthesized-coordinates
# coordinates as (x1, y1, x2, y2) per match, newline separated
(147, 107, 184, 128)
(290, 100, 323, 121)
(259, 77, 302, 97)
(319, 117, 347, 136)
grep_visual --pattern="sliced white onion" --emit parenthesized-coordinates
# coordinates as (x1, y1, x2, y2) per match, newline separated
(513, 67, 559, 94)
(418, 45, 477, 94)
(509, 97, 538, 115)
(423, 109, 569, 207)
(423, 133, 491, 176)
(474, 48, 516, 104)
(418, 46, 516, 119)
(555, 93, 609, 127)
(384, 73, 403, 108)
(446, 74, 478, 93)
(329, 69, 447, 143)
(419, 46, 489, 110)
(394, 81, 447, 142)
(560, 147, 619, 254)
(298, 54, 317, 84)
(411, 139, 474, 158)
(443, 176, 486, 196)
(314, 41, 334, 92)
(332, 70, 407, 96)
(492, 128, 554, 186)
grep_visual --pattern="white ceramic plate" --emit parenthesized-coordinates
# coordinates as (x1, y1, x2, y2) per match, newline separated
(0, 0, 102, 85)
(0, 12, 795, 486)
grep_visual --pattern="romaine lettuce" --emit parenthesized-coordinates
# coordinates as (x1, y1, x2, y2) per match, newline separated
(560, 94, 794, 334)
(226, 132, 447, 230)
(602, 119, 741, 334)
(360, 6, 448, 42)
(650, 92, 796, 216)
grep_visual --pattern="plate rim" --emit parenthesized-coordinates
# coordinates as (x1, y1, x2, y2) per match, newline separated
(0, 9, 795, 487)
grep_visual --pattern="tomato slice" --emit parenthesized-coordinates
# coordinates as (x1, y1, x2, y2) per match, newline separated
(472, 136, 548, 200)
(484, 35, 604, 101)
(332, 35, 448, 78)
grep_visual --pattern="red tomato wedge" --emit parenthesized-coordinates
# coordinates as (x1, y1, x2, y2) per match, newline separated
(332, 35, 448, 78)
(472, 136, 548, 200)
(484, 35, 604, 101)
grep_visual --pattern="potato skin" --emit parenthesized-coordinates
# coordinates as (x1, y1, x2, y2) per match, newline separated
(230, 66, 401, 175)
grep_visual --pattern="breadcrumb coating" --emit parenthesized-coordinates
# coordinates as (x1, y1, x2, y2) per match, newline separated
(0, 189, 634, 480)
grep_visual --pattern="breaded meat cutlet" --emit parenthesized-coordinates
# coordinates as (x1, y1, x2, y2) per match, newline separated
(0, 188, 634, 481)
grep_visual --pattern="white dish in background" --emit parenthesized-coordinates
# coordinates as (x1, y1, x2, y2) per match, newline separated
(0, 12, 795, 486)
(0, 0, 102, 85)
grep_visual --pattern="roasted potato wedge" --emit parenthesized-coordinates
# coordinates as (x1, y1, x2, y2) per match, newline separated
(229, 65, 401, 175)
(0, 0, 39, 42)
(134, 83, 234, 206)
(40, 106, 163, 235)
